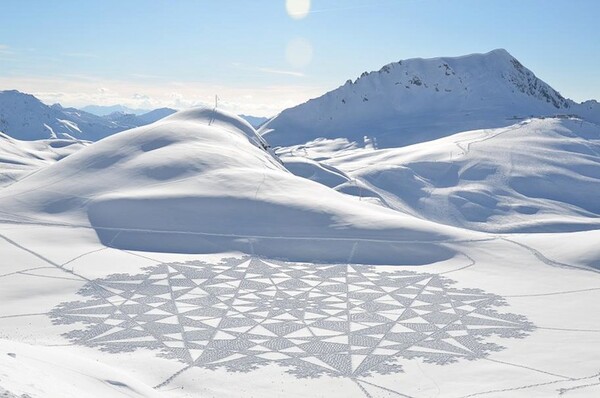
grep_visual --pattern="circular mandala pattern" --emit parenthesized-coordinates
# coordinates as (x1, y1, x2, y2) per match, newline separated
(51, 257, 534, 378)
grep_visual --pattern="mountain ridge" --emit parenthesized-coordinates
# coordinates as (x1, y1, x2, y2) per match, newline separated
(260, 49, 600, 148)
(80, 104, 153, 116)
(0, 90, 177, 141)
(0, 90, 275, 141)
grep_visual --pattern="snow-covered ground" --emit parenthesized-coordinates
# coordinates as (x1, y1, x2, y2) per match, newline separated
(1, 106, 599, 397)
(1, 219, 599, 397)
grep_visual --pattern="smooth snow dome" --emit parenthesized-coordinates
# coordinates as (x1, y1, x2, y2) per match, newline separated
(0, 107, 467, 264)
(260, 49, 600, 148)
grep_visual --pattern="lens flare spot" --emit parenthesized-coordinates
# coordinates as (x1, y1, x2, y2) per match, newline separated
(286, 37, 313, 69)
(286, 0, 311, 20)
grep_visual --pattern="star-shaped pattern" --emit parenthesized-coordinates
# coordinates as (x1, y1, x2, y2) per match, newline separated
(52, 257, 534, 378)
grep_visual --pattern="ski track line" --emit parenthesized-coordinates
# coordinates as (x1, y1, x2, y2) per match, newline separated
(456, 371, 600, 398)
(15, 271, 82, 282)
(351, 379, 375, 398)
(0, 266, 55, 278)
(154, 364, 194, 389)
(558, 380, 600, 395)
(537, 326, 600, 333)
(0, 232, 63, 268)
(483, 357, 572, 380)
(439, 252, 476, 275)
(500, 237, 600, 275)
(0, 312, 49, 319)
(0, 212, 495, 246)
(60, 247, 109, 269)
(356, 379, 417, 398)
(453, 122, 525, 158)
(504, 287, 600, 298)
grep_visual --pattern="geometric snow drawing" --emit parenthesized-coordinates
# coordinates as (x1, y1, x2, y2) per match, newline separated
(51, 257, 534, 378)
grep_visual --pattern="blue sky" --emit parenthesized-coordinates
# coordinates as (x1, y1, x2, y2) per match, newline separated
(1, 0, 599, 115)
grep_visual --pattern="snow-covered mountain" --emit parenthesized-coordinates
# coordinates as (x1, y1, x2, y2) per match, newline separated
(260, 49, 600, 148)
(240, 114, 269, 128)
(0, 90, 176, 141)
(133, 107, 177, 124)
(99, 107, 177, 128)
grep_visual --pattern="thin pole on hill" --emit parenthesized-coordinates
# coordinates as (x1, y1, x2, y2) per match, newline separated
(208, 95, 219, 126)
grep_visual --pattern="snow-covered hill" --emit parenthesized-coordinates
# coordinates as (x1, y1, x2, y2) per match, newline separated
(0, 107, 467, 264)
(0, 90, 175, 141)
(260, 49, 600, 148)
(0, 132, 88, 187)
(278, 117, 600, 233)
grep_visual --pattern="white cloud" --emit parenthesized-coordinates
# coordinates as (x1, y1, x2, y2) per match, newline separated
(0, 44, 13, 56)
(257, 68, 305, 77)
(286, 38, 313, 68)
(231, 63, 306, 78)
(62, 52, 99, 59)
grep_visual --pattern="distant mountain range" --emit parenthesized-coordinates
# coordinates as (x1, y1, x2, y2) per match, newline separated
(5, 49, 599, 145)
(0, 91, 271, 141)
(260, 49, 600, 148)
(0, 90, 177, 141)
(239, 115, 269, 128)
(80, 104, 153, 116)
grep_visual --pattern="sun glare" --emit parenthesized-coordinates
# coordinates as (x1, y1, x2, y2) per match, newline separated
(286, 0, 311, 20)
(286, 37, 313, 68)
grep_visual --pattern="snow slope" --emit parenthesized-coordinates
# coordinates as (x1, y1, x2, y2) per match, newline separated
(0, 91, 175, 141)
(0, 107, 469, 264)
(0, 339, 161, 398)
(260, 49, 600, 148)
(0, 132, 88, 187)
(279, 117, 600, 233)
